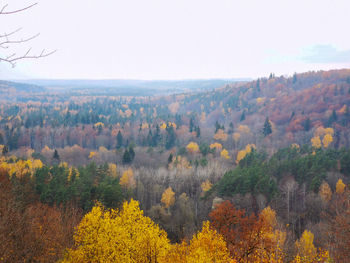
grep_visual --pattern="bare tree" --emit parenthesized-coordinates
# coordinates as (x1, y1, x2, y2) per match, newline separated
(0, 2, 55, 67)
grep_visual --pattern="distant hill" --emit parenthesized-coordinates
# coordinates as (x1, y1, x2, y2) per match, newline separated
(18, 78, 250, 95)
(0, 80, 45, 93)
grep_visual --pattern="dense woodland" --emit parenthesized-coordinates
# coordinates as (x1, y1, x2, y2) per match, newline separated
(1, 69, 350, 262)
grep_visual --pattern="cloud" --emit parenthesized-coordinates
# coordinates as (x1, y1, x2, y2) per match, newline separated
(301, 45, 350, 63)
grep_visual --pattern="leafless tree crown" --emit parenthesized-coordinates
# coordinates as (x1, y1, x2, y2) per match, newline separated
(0, 2, 55, 67)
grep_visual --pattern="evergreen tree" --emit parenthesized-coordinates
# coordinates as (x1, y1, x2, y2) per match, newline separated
(152, 125, 160, 147)
(0, 133, 3, 144)
(129, 146, 135, 161)
(53, 149, 60, 160)
(328, 109, 337, 126)
(228, 122, 234, 134)
(262, 117, 272, 137)
(292, 73, 297, 84)
(122, 148, 132, 164)
(2, 145, 8, 156)
(240, 111, 246, 122)
(189, 117, 194, 132)
(302, 117, 311, 131)
(196, 126, 201, 138)
(168, 153, 173, 164)
(116, 131, 123, 149)
(165, 125, 176, 149)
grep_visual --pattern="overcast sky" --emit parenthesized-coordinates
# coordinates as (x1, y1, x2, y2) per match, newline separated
(1, 0, 350, 80)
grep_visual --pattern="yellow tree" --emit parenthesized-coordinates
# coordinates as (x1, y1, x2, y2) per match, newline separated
(186, 142, 199, 154)
(161, 187, 175, 209)
(293, 230, 330, 263)
(319, 181, 332, 203)
(311, 136, 322, 149)
(210, 142, 222, 151)
(201, 180, 212, 193)
(62, 200, 170, 263)
(120, 168, 136, 189)
(322, 133, 333, 148)
(220, 149, 230, 159)
(165, 221, 233, 263)
(236, 144, 256, 164)
(335, 179, 346, 194)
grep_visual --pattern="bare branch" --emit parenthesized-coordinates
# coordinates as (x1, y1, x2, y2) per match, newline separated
(0, 3, 38, 15)
(0, 33, 40, 48)
(0, 49, 57, 67)
(0, 2, 55, 66)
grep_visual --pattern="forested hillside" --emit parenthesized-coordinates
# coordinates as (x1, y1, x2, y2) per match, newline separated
(1, 69, 350, 262)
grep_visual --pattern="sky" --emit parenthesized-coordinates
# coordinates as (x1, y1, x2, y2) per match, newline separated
(0, 0, 350, 80)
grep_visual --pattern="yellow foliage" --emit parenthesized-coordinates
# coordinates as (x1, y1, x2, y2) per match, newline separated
(93, 122, 104, 128)
(319, 181, 332, 203)
(314, 126, 334, 137)
(166, 221, 231, 263)
(68, 167, 80, 182)
(186, 221, 231, 263)
(291, 143, 300, 149)
(238, 125, 250, 134)
(311, 136, 322, 149)
(236, 144, 256, 164)
(209, 142, 222, 151)
(335, 179, 346, 194)
(214, 129, 228, 141)
(161, 187, 175, 208)
(256, 97, 266, 104)
(322, 133, 333, 148)
(186, 142, 199, 154)
(108, 163, 118, 178)
(160, 123, 167, 130)
(32, 159, 43, 170)
(120, 168, 136, 189)
(88, 151, 97, 159)
(293, 230, 329, 262)
(260, 206, 277, 229)
(63, 200, 170, 263)
(201, 180, 212, 193)
(220, 149, 230, 159)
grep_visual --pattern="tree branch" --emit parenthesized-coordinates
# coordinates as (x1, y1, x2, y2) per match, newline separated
(0, 3, 38, 15)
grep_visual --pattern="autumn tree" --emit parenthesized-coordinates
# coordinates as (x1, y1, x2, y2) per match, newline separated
(293, 230, 329, 262)
(209, 200, 269, 262)
(63, 200, 170, 263)
(161, 187, 175, 209)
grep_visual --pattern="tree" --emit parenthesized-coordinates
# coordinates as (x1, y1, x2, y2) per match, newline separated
(62, 200, 170, 263)
(53, 149, 60, 160)
(2, 145, 8, 156)
(165, 125, 176, 149)
(262, 117, 272, 137)
(0, 2, 55, 66)
(209, 200, 267, 262)
(116, 130, 123, 149)
(186, 142, 199, 154)
(161, 187, 175, 209)
(122, 148, 132, 164)
(293, 230, 329, 262)
(335, 179, 345, 194)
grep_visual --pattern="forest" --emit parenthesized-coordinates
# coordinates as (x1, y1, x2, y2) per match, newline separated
(1, 69, 350, 262)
